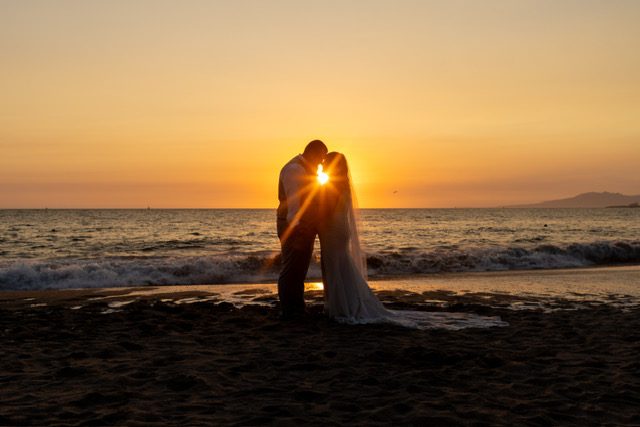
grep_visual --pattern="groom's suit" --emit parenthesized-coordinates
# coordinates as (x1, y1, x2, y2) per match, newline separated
(277, 155, 320, 317)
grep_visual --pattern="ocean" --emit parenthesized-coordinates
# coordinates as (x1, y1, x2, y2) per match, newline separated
(1, 208, 639, 291)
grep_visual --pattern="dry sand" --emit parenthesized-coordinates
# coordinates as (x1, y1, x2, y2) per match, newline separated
(1, 287, 639, 426)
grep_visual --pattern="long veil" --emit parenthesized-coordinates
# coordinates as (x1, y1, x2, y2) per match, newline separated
(327, 155, 508, 330)
(345, 164, 368, 281)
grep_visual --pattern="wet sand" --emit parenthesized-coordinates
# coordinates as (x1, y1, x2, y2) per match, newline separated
(1, 284, 639, 426)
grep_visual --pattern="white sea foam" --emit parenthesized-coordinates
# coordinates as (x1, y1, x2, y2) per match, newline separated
(0, 240, 638, 290)
(0, 255, 285, 290)
(366, 241, 640, 275)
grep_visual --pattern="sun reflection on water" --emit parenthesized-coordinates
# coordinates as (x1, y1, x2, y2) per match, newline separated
(306, 282, 324, 291)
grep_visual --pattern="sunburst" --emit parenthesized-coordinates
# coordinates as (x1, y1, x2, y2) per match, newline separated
(317, 164, 329, 185)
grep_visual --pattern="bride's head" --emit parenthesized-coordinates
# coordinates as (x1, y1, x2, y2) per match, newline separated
(324, 152, 349, 181)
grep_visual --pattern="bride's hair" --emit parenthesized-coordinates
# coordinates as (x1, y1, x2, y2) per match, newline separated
(324, 152, 351, 199)
(325, 152, 349, 179)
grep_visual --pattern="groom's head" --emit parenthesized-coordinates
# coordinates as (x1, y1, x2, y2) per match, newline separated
(302, 139, 328, 167)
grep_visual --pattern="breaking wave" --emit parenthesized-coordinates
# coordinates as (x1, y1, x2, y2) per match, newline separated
(365, 240, 640, 275)
(1, 240, 639, 290)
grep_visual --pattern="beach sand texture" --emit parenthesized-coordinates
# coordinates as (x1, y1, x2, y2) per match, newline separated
(1, 275, 639, 426)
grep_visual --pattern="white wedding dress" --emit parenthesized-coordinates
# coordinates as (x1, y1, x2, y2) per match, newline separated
(318, 185, 508, 330)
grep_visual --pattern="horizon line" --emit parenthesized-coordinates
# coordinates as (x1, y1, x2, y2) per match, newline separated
(0, 206, 615, 210)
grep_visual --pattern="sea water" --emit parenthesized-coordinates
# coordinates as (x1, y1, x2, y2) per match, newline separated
(0, 208, 639, 290)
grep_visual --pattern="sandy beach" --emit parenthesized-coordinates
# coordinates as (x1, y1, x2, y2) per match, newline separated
(1, 270, 639, 426)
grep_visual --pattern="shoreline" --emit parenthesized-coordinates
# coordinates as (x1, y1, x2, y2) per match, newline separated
(1, 265, 638, 310)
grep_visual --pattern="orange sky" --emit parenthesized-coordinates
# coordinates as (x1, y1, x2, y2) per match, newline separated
(1, 0, 639, 208)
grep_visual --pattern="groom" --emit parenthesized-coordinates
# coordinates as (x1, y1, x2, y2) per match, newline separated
(277, 139, 328, 319)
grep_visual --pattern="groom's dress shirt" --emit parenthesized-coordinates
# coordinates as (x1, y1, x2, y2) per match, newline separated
(278, 155, 313, 228)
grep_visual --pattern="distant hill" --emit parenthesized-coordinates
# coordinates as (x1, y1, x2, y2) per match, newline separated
(506, 192, 640, 208)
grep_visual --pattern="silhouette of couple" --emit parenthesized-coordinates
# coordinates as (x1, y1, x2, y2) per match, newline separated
(277, 140, 508, 329)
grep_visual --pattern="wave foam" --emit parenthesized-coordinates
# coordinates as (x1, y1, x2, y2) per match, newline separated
(1, 240, 638, 290)
(0, 255, 288, 291)
(366, 240, 640, 274)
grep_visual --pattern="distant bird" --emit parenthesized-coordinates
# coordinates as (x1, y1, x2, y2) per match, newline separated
(393, 190, 399, 194)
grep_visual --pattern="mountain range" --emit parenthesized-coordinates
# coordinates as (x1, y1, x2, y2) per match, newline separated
(506, 192, 640, 208)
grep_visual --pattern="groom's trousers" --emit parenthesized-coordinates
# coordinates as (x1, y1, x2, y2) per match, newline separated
(277, 220, 316, 317)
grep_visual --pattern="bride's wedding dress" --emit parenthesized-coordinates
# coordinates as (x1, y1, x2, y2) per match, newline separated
(318, 177, 507, 330)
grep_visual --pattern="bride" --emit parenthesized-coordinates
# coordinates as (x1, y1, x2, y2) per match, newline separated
(317, 152, 507, 330)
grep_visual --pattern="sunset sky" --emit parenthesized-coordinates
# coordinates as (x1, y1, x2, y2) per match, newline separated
(1, 0, 639, 208)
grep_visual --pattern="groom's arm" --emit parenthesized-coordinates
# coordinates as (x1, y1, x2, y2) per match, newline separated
(281, 163, 306, 228)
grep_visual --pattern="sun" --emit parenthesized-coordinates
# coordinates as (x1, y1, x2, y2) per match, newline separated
(317, 164, 329, 185)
